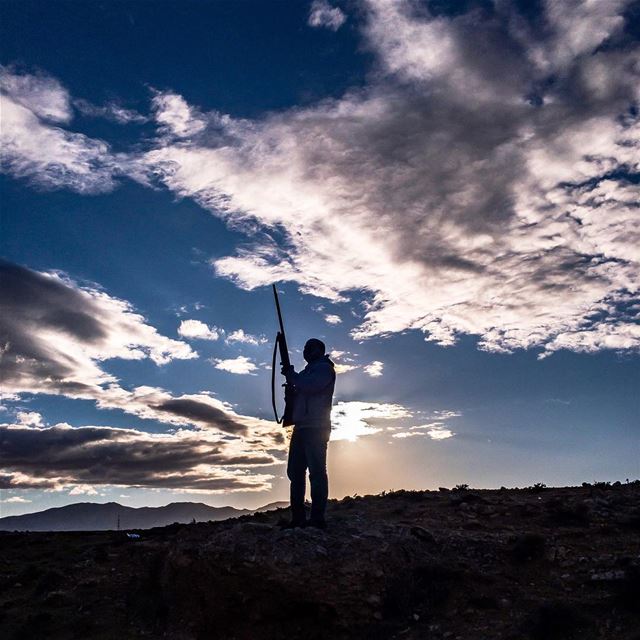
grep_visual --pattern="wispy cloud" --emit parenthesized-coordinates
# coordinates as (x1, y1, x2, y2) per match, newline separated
(324, 314, 342, 325)
(391, 431, 420, 439)
(3, 1, 640, 359)
(0, 67, 72, 121)
(140, 0, 639, 359)
(399, 408, 461, 441)
(151, 90, 206, 138)
(211, 355, 258, 375)
(431, 410, 462, 420)
(0, 67, 121, 193)
(392, 426, 454, 440)
(74, 98, 148, 124)
(308, 0, 346, 32)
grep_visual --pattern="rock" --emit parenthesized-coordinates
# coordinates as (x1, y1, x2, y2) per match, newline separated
(237, 522, 273, 534)
(409, 526, 437, 544)
(590, 570, 625, 581)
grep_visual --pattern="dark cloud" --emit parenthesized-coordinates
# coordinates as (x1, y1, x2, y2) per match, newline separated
(0, 260, 106, 340)
(0, 261, 110, 399)
(155, 399, 247, 434)
(0, 261, 283, 488)
(0, 259, 195, 398)
(0, 424, 276, 491)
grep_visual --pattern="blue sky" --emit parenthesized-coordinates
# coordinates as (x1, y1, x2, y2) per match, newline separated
(1, 0, 639, 516)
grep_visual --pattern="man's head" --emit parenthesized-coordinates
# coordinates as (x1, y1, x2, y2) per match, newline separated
(303, 338, 326, 363)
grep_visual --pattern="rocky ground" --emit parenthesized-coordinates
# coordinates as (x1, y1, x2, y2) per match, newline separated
(0, 482, 638, 639)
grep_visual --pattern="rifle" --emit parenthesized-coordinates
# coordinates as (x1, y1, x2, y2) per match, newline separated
(271, 284, 294, 426)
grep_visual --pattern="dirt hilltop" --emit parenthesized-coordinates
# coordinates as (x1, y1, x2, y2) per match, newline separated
(1, 482, 638, 639)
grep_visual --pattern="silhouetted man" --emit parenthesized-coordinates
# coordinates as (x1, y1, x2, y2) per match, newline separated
(281, 338, 335, 529)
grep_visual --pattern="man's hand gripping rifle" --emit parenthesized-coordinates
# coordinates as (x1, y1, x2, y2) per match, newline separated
(272, 284, 294, 426)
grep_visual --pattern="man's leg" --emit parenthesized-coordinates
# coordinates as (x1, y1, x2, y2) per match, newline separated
(305, 429, 330, 526)
(286, 428, 308, 524)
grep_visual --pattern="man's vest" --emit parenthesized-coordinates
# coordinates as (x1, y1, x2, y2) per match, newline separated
(290, 356, 336, 430)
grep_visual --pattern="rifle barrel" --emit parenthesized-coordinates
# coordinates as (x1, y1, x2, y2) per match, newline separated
(272, 284, 286, 336)
(273, 285, 291, 369)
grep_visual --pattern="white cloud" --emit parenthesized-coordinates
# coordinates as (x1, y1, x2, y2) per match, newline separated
(334, 363, 358, 374)
(408, 408, 460, 440)
(363, 360, 384, 377)
(331, 400, 410, 441)
(1, 496, 32, 503)
(68, 484, 98, 496)
(427, 427, 454, 440)
(393, 425, 455, 440)
(308, 0, 346, 31)
(324, 314, 342, 325)
(16, 411, 44, 427)
(225, 329, 267, 345)
(0, 68, 120, 193)
(521, 0, 630, 73)
(431, 410, 462, 420)
(3, 3, 640, 359)
(178, 319, 221, 341)
(0, 66, 72, 122)
(211, 355, 258, 375)
(139, 0, 639, 359)
(151, 91, 207, 138)
(330, 350, 359, 374)
(330, 349, 356, 361)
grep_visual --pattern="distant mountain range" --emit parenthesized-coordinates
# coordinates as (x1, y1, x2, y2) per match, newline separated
(0, 500, 289, 531)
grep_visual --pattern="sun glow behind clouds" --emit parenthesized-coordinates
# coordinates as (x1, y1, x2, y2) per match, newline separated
(330, 401, 411, 442)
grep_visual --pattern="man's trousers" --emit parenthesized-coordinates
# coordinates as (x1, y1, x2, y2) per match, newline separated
(287, 427, 330, 523)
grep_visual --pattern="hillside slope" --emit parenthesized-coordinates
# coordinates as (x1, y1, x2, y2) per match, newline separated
(0, 483, 638, 639)
(0, 500, 288, 531)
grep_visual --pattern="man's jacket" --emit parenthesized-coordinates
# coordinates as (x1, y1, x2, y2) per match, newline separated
(287, 355, 336, 430)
